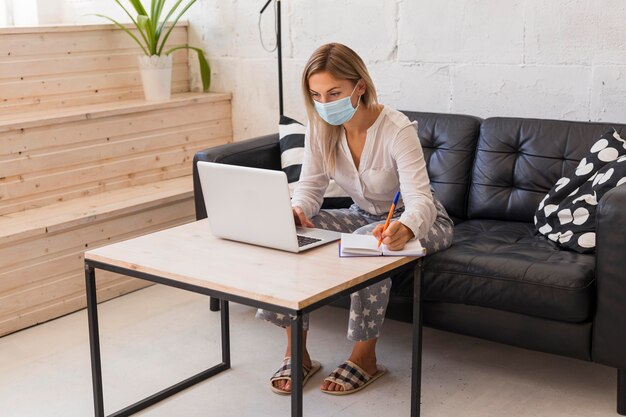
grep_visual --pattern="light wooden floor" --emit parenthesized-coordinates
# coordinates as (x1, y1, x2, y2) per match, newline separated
(0, 284, 617, 417)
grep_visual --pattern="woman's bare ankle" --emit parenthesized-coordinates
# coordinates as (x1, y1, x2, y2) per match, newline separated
(285, 328, 311, 367)
(348, 339, 378, 375)
(285, 346, 312, 368)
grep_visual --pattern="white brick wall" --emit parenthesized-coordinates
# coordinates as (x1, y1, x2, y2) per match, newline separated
(60, 0, 626, 140)
(400, 0, 526, 65)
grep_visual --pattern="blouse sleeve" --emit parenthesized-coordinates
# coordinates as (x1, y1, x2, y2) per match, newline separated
(391, 123, 436, 240)
(290, 126, 329, 219)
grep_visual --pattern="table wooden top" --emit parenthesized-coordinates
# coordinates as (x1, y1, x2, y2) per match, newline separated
(84, 220, 418, 310)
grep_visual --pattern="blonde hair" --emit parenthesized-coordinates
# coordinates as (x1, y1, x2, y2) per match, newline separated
(301, 43, 378, 173)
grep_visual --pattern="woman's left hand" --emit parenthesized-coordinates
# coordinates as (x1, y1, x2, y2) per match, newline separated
(372, 221, 415, 250)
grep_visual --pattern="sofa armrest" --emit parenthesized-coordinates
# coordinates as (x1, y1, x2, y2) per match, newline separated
(193, 133, 281, 220)
(592, 185, 626, 369)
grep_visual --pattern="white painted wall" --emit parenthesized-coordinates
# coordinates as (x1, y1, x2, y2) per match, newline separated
(0, 0, 63, 26)
(0, 0, 10, 26)
(12, 0, 39, 26)
(60, 0, 180, 24)
(60, 0, 626, 140)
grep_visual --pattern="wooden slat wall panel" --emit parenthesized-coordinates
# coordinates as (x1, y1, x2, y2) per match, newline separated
(0, 278, 151, 337)
(2, 122, 227, 176)
(0, 176, 193, 245)
(0, 49, 187, 80)
(2, 144, 197, 204)
(0, 198, 194, 273)
(0, 27, 187, 57)
(0, 136, 228, 213)
(0, 166, 193, 215)
(0, 62, 188, 101)
(0, 81, 189, 113)
(0, 98, 232, 214)
(0, 272, 149, 317)
(0, 100, 230, 158)
(0, 198, 194, 303)
(0, 92, 230, 129)
(0, 197, 195, 336)
(0, 253, 80, 294)
(0, 23, 232, 337)
(0, 24, 190, 111)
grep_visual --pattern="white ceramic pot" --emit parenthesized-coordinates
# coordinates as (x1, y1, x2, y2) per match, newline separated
(138, 54, 173, 101)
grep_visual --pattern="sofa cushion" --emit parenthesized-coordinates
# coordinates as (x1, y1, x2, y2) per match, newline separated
(535, 130, 626, 253)
(468, 117, 626, 222)
(278, 115, 352, 208)
(422, 219, 595, 323)
(401, 111, 481, 223)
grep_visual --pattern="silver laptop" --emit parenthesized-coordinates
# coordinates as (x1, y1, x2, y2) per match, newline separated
(197, 161, 341, 253)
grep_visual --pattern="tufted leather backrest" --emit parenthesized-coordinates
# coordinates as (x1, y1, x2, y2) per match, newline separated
(468, 117, 626, 222)
(401, 111, 482, 223)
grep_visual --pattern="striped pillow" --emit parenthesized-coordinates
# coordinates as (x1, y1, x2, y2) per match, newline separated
(279, 115, 352, 208)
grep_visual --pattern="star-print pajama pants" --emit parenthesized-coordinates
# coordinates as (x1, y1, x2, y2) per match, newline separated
(256, 195, 454, 342)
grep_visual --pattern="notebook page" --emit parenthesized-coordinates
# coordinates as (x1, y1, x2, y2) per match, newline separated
(339, 234, 382, 256)
(381, 238, 426, 257)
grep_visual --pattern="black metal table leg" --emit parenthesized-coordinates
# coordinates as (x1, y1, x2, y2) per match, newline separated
(86, 264, 105, 417)
(210, 297, 220, 311)
(85, 261, 231, 417)
(618, 369, 626, 415)
(220, 299, 231, 368)
(411, 260, 423, 417)
(291, 313, 304, 417)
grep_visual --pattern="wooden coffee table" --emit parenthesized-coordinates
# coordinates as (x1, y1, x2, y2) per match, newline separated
(84, 219, 424, 417)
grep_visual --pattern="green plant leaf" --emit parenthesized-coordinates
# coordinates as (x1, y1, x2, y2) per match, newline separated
(153, 0, 166, 26)
(155, 0, 184, 43)
(194, 48, 211, 92)
(112, 0, 149, 48)
(127, 0, 148, 16)
(150, 0, 167, 51)
(152, 0, 168, 41)
(166, 46, 210, 92)
(150, 0, 157, 21)
(136, 14, 155, 54)
(136, 14, 149, 29)
(92, 13, 149, 55)
(157, 0, 196, 55)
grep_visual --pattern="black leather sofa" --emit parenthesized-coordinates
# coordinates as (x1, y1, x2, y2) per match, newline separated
(193, 112, 626, 414)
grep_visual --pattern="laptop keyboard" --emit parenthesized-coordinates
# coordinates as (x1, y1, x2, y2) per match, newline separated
(297, 235, 322, 247)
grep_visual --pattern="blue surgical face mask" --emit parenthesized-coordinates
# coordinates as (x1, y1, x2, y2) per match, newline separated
(313, 82, 360, 126)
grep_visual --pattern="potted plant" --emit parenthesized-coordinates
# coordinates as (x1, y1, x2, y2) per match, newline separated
(96, 0, 210, 101)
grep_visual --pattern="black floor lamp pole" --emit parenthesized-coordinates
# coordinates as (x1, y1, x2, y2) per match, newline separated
(277, 0, 283, 117)
(260, 0, 284, 117)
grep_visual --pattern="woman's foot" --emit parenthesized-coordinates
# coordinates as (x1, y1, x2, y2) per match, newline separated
(321, 339, 379, 393)
(272, 349, 313, 393)
(273, 327, 312, 393)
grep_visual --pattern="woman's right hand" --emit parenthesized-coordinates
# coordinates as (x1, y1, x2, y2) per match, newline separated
(293, 206, 315, 228)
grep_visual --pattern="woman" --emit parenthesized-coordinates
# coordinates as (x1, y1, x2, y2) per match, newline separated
(256, 43, 454, 395)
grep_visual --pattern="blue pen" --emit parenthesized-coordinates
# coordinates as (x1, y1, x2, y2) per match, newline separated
(377, 191, 401, 248)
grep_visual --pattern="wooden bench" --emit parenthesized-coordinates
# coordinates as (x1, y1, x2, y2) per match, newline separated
(0, 23, 233, 336)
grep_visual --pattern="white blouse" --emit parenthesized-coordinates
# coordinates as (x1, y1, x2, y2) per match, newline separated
(291, 106, 436, 240)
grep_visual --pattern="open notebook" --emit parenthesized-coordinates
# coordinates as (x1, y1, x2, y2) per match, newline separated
(339, 233, 426, 257)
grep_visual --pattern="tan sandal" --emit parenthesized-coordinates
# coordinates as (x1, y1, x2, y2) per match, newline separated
(321, 360, 386, 395)
(269, 357, 322, 395)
